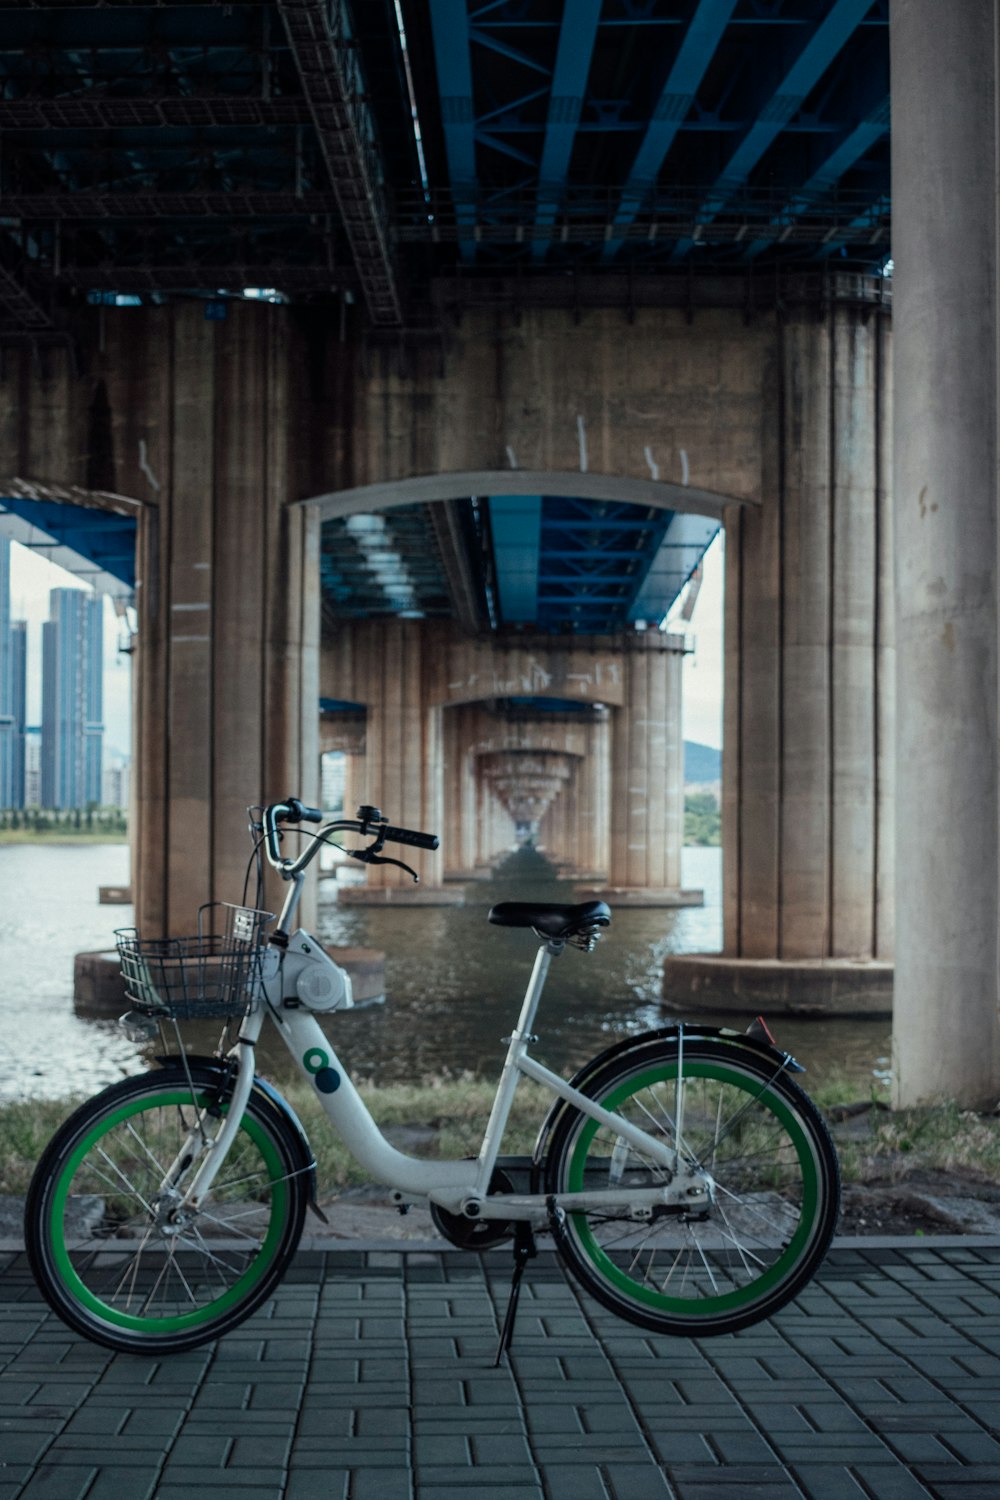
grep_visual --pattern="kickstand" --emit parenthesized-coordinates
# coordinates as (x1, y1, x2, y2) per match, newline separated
(493, 1220, 537, 1367)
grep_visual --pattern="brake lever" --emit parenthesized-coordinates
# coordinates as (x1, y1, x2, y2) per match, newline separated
(347, 848, 420, 883)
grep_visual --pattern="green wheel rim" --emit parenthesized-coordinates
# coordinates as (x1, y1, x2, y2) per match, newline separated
(48, 1089, 289, 1333)
(565, 1060, 821, 1317)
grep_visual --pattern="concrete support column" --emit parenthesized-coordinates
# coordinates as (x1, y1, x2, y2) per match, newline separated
(442, 705, 478, 879)
(669, 300, 894, 1015)
(338, 619, 446, 896)
(537, 760, 576, 867)
(575, 717, 610, 879)
(127, 304, 319, 935)
(598, 635, 687, 902)
(891, 0, 1000, 1104)
(725, 306, 893, 962)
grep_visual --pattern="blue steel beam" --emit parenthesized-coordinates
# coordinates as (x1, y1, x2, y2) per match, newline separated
(430, 0, 478, 263)
(603, 0, 737, 262)
(0, 498, 135, 594)
(741, 96, 889, 259)
(532, 0, 602, 264)
(628, 514, 719, 625)
(489, 496, 541, 624)
(815, 190, 890, 259)
(670, 0, 875, 262)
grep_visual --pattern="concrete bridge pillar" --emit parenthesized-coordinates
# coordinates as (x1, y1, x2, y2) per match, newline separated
(481, 749, 574, 833)
(665, 303, 895, 1015)
(442, 705, 480, 879)
(332, 619, 447, 900)
(587, 633, 689, 905)
(128, 307, 321, 933)
(891, 0, 1000, 1105)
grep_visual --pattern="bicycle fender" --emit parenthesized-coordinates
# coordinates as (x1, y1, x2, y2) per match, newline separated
(530, 1024, 804, 1171)
(153, 1054, 320, 1211)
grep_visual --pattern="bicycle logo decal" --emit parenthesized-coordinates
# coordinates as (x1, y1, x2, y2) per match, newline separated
(303, 1046, 341, 1095)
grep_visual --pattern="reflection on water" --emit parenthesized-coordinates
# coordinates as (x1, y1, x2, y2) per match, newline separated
(0, 842, 891, 1101)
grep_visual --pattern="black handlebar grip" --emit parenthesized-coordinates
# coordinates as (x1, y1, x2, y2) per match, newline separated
(381, 824, 440, 851)
(285, 798, 324, 824)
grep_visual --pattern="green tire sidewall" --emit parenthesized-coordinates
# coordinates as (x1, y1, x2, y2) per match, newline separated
(47, 1087, 290, 1334)
(563, 1058, 822, 1318)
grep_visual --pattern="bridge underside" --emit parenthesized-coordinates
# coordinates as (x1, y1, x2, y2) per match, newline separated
(2, 3, 998, 1110)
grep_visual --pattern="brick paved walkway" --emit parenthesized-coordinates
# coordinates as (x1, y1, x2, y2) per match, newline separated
(2, 1240, 999, 1500)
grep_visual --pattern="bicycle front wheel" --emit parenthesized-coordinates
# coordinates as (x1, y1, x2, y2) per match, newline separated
(25, 1064, 308, 1354)
(545, 1038, 840, 1336)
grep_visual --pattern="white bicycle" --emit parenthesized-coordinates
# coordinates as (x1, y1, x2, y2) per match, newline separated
(26, 798, 840, 1356)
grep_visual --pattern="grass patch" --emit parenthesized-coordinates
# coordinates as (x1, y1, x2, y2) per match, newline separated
(0, 1096, 88, 1194)
(4, 1072, 999, 1199)
(0, 1074, 552, 1198)
(834, 1100, 1000, 1188)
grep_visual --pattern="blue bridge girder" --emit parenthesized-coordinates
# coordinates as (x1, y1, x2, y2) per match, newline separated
(532, 0, 603, 263)
(602, 0, 738, 263)
(0, 497, 135, 597)
(412, 0, 889, 274)
(429, 0, 479, 262)
(669, 0, 879, 263)
(0, 1, 892, 328)
(487, 495, 717, 635)
(741, 94, 890, 260)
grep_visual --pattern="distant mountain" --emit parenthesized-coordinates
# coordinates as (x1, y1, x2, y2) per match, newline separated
(684, 740, 721, 784)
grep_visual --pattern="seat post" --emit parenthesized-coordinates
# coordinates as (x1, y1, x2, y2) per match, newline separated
(470, 937, 563, 1201)
(513, 937, 563, 1042)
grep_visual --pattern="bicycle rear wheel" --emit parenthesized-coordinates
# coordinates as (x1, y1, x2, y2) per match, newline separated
(545, 1038, 840, 1336)
(25, 1064, 308, 1353)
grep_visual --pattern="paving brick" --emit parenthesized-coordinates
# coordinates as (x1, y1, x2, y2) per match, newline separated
(5, 1243, 1000, 1500)
(540, 1464, 611, 1500)
(153, 1488, 282, 1500)
(418, 1465, 540, 1487)
(84, 1468, 161, 1500)
(417, 1488, 542, 1500)
(284, 1471, 350, 1500)
(14, 1466, 96, 1500)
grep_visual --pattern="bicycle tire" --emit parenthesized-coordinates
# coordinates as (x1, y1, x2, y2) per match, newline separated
(25, 1064, 308, 1353)
(544, 1037, 840, 1336)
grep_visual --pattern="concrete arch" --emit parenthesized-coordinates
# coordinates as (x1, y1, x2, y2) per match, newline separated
(299, 468, 752, 523)
(322, 617, 632, 712)
(0, 477, 144, 516)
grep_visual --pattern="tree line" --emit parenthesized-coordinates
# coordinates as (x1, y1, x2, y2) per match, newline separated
(0, 805, 127, 835)
(684, 792, 720, 847)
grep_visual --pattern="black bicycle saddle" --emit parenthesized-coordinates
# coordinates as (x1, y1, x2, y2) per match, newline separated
(487, 900, 611, 940)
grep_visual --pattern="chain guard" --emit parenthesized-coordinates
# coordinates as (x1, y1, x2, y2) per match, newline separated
(430, 1166, 516, 1249)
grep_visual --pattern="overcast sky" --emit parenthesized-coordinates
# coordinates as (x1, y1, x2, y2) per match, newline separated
(9, 527, 724, 757)
(672, 529, 724, 751)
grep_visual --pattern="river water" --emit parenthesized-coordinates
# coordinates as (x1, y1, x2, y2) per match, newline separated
(0, 842, 891, 1101)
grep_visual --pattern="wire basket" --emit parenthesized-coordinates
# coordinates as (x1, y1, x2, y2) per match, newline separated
(116, 903, 274, 1020)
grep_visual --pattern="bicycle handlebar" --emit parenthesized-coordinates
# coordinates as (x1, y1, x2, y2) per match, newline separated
(259, 798, 439, 874)
(283, 798, 324, 825)
(380, 824, 439, 851)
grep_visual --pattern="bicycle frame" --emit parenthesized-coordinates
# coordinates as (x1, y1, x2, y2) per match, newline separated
(176, 815, 709, 1224)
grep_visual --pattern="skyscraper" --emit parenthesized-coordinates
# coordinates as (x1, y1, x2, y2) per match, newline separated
(0, 538, 28, 808)
(41, 588, 104, 810)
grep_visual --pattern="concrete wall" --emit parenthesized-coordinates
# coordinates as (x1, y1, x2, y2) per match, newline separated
(295, 304, 771, 504)
(1, 288, 892, 957)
